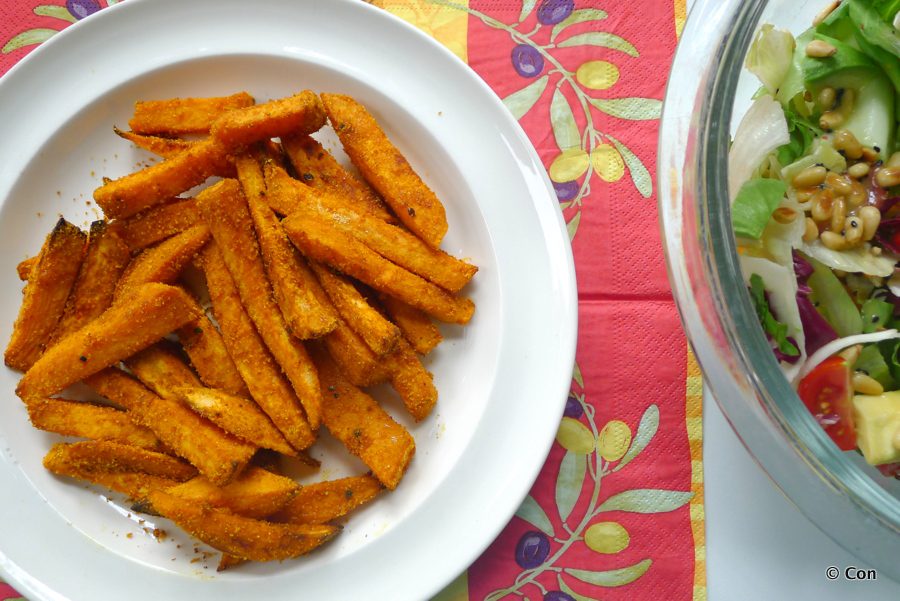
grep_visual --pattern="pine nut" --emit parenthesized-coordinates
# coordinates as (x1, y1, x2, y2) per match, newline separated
(833, 129, 863, 160)
(811, 190, 834, 222)
(888, 152, 900, 170)
(820, 230, 846, 250)
(840, 344, 862, 364)
(872, 246, 883, 256)
(875, 167, 900, 188)
(848, 181, 867, 207)
(830, 197, 847, 233)
(853, 372, 884, 396)
(840, 88, 856, 115)
(772, 207, 798, 224)
(861, 147, 880, 163)
(803, 217, 819, 242)
(806, 39, 838, 57)
(844, 216, 863, 245)
(858, 205, 881, 241)
(817, 87, 836, 111)
(794, 165, 827, 188)
(848, 163, 870, 179)
(826, 171, 853, 195)
(813, 1, 841, 26)
(820, 111, 843, 130)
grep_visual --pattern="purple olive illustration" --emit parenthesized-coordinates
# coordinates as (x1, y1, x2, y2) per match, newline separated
(515, 531, 550, 568)
(67, 0, 102, 20)
(511, 45, 544, 78)
(564, 395, 583, 418)
(537, 0, 575, 25)
(554, 181, 579, 202)
(544, 592, 576, 601)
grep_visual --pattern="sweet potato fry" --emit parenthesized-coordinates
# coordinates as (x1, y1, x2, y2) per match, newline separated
(116, 197, 201, 251)
(16, 256, 36, 281)
(264, 162, 475, 292)
(274, 475, 383, 525)
(210, 91, 325, 150)
(27, 398, 163, 451)
(313, 347, 415, 489)
(177, 306, 247, 396)
(322, 319, 387, 387)
(149, 490, 340, 561)
(379, 294, 442, 355)
(53, 221, 130, 342)
(282, 213, 474, 324)
(44, 451, 183, 501)
(198, 180, 322, 429)
(310, 263, 400, 356)
(129, 92, 255, 136)
(176, 387, 294, 456)
(160, 466, 299, 519)
(236, 152, 338, 339)
(383, 338, 438, 422)
(321, 93, 447, 248)
(114, 127, 196, 158)
(16, 283, 200, 401)
(281, 134, 393, 221)
(202, 243, 315, 451)
(114, 223, 210, 299)
(85, 368, 256, 485)
(5, 219, 86, 371)
(44, 440, 196, 480)
(125, 343, 203, 400)
(93, 139, 230, 219)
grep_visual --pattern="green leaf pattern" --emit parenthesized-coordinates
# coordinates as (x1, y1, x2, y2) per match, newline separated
(555, 450, 586, 522)
(551, 9, 609, 42)
(597, 489, 694, 514)
(557, 32, 640, 57)
(503, 75, 550, 120)
(566, 559, 653, 587)
(516, 494, 555, 537)
(551, 87, 581, 151)
(614, 404, 659, 471)
(2, 28, 57, 54)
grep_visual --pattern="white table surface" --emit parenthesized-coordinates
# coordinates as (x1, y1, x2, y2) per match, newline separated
(704, 391, 900, 599)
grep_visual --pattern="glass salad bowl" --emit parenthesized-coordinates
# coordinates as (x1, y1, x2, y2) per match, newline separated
(659, 0, 900, 579)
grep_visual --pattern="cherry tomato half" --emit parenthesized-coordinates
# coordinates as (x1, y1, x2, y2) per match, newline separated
(797, 356, 857, 451)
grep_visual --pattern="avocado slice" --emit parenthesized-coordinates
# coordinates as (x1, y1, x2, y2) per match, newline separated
(852, 392, 900, 465)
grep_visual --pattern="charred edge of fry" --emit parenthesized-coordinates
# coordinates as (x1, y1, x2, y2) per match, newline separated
(114, 127, 197, 159)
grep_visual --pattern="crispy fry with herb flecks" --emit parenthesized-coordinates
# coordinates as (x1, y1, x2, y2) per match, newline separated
(202, 243, 315, 451)
(273, 474, 383, 525)
(264, 162, 475, 292)
(281, 134, 394, 222)
(5, 219, 85, 371)
(322, 319, 388, 387)
(45, 440, 197, 480)
(198, 180, 322, 430)
(176, 387, 295, 456)
(383, 338, 438, 422)
(149, 490, 340, 561)
(129, 92, 255, 136)
(155, 466, 299, 519)
(16, 283, 199, 401)
(312, 347, 415, 490)
(124, 343, 203, 400)
(283, 212, 474, 324)
(114, 223, 210, 299)
(44, 454, 183, 501)
(310, 263, 400, 356)
(93, 139, 230, 219)
(16, 256, 36, 281)
(378, 294, 442, 355)
(210, 90, 325, 150)
(28, 398, 164, 451)
(116, 197, 201, 251)
(114, 127, 197, 158)
(320, 93, 447, 248)
(85, 368, 256, 485)
(177, 304, 247, 396)
(52, 221, 130, 342)
(235, 152, 338, 339)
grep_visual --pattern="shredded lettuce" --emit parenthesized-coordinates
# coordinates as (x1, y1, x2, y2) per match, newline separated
(781, 138, 846, 184)
(729, 95, 791, 200)
(800, 239, 898, 277)
(746, 24, 796, 95)
(732, 178, 787, 239)
(777, 105, 820, 166)
(857, 344, 896, 389)
(749, 273, 800, 356)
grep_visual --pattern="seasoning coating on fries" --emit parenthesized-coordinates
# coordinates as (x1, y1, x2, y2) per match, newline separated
(202, 243, 315, 451)
(211, 91, 325, 150)
(274, 475, 383, 525)
(115, 223, 210, 299)
(86, 368, 256, 486)
(379, 294, 443, 355)
(16, 283, 200, 401)
(125, 343, 203, 400)
(321, 93, 447, 248)
(5, 219, 85, 371)
(45, 440, 197, 480)
(177, 308, 248, 396)
(384, 338, 438, 421)
(163, 467, 299, 519)
(116, 197, 201, 251)
(16, 256, 36, 281)
(129, 92, 255, 136)
(322, 319, 388, 388)
(149, 490, 340, 561)
(28, 398, 163, 451)
(198, 180, 322, 429)
(114, 127, 196, 159)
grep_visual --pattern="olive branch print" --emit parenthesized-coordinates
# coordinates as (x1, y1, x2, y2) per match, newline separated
(1, 1, 119, 54)
(481, 361, 692, 601)
(430, 0, 659, 240)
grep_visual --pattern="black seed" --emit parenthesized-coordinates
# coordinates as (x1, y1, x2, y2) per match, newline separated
(194, 327, 203, 334)
(407, 207, 416, 217)
(352, 428, 362, 438)
(79, 356, 87, 362)
(302, 173, 314, 181)
(873, 316, 881, 323)
(345, 489, 354, 499)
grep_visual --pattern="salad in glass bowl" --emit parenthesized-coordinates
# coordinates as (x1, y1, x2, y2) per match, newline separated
(733, 0, 900, 473)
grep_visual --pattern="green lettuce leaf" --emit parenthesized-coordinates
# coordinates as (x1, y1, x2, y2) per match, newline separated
(732, 178, 787, 239)
(749, 273, 800, 356)
(856, 344, 896, 389)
